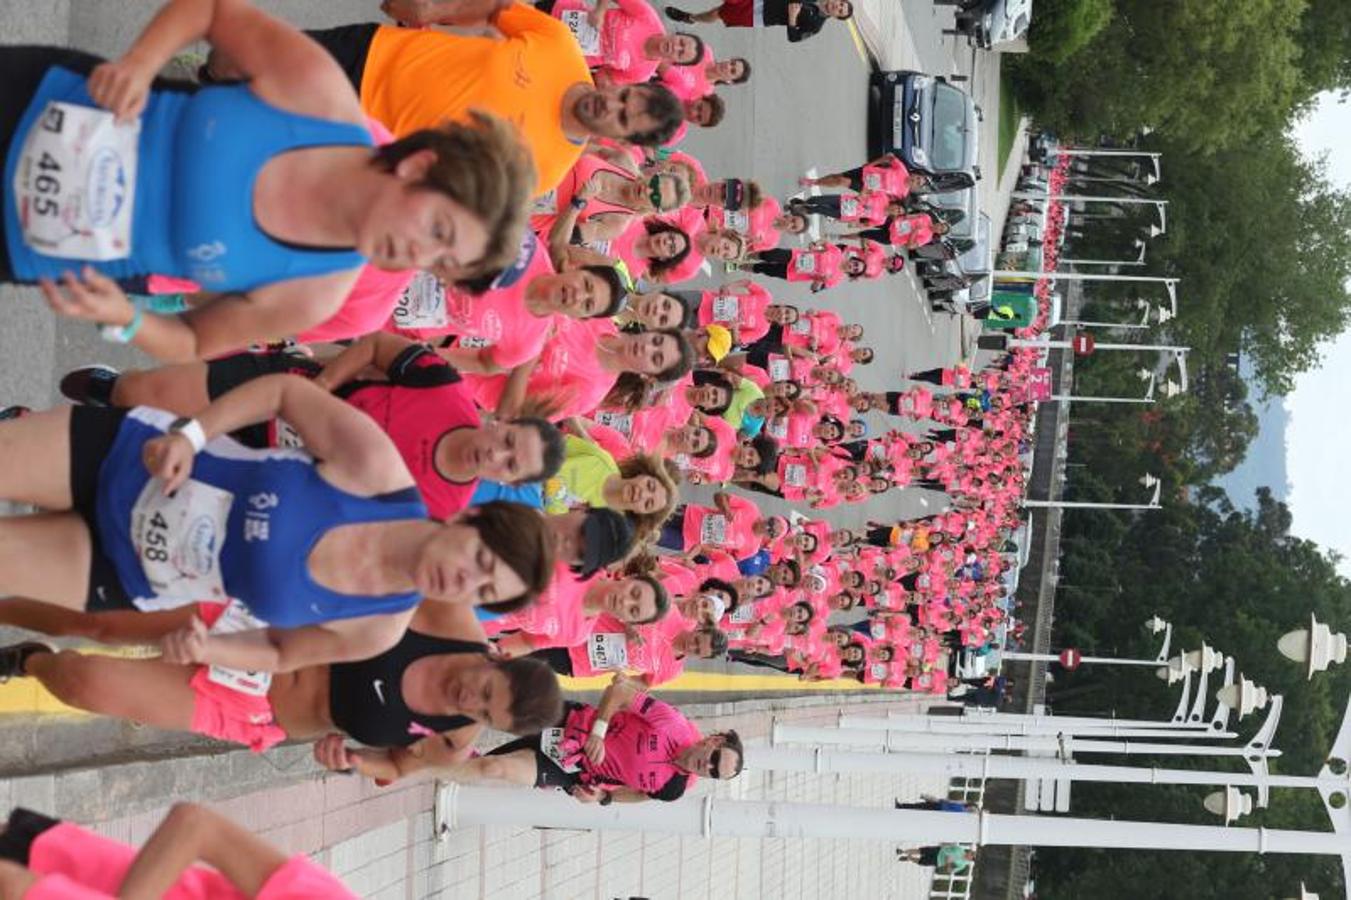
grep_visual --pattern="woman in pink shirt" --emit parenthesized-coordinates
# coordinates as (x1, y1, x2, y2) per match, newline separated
(800, 153, 925, 199)
(735, 242, 846, 292)
(696, 279, 775, 343)
(546, 0, 702, 84)
(489, 566, 669, 657)
(469, 317, 694, 419)
(709, 193, 787, 252)
(658, 50, 751, 101)
(535, 154, 691, 246)
(790, 190, 898, 228)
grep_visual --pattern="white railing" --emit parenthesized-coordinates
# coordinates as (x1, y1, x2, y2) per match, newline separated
(927, 775, 987, 900)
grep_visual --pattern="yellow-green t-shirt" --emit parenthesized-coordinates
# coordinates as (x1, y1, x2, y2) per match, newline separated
(542, 435, 619, 513)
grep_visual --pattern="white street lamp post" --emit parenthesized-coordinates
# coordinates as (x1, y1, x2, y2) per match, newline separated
(1024, 472, 1162, 511)
(768, 724, 1277, 761)
(434, 784, 1351, 859)
(839, 713, 1230, 739)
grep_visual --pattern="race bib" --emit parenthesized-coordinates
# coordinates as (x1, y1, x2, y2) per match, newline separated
(593, 410, 633, 436)
(793, 252, 817, 275)
(790, 318, 812, 335)
(870, 622, 888, 639)
(868, 442, 887, 460)
(729, 604, 756, 624)
(767, 357, 791, 382)
(130, 478, 233, 601)
(586, 632, 629, 670)
(804, 570, 828, 594)
(205, 600, 272, 697)
(767, 418, 788, 440)
(14, 102, 139, 260)
(391, 271, 447, 329)
(870, 662, 889, 680)
(540, 726, 581, 773)
(272, 418, 303, 449)
(699, 513, 728, 546)
(863, 172, 882, 191)
(784, 463, 808, 487)
(532, 189, 559, 216)
(561, 9, 602, 55)
(672, 452, 691, 470)
(711, 295, 740, 323)
(585, 238, 612, 256)
(840, 196, 860, 218)
(723, 210, 750, 233)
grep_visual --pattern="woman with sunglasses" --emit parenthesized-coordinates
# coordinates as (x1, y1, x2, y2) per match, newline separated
(538, 153, 692, 258)
(429, 673, 744, 803)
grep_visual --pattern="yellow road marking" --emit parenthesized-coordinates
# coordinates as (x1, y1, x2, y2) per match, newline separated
(0, 646, 152, 716)
(846, 19, 875, 69)
(0, 653, 877, 716)
(560, 671, 877, 692)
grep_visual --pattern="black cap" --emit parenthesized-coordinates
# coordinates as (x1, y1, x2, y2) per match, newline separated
(577, 508, 636, 577)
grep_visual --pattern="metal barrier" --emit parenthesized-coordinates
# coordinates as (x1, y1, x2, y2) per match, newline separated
(927, 775, 989, 900)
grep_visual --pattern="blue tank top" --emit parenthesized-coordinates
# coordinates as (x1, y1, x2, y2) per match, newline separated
(95, 408, 428, 628)
(4, 67, 371, 290)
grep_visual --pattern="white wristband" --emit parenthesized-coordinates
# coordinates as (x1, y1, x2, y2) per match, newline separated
(173, 419, 208, 454)
(590, 719, 609, 739)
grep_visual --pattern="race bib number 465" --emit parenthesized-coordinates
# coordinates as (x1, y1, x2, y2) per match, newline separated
(15, 102, 140, 260)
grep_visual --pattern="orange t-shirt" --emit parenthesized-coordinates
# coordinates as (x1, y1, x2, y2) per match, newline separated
(360, 4, 592, 192)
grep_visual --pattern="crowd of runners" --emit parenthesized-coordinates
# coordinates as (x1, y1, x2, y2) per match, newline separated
(0, 0, 1026, 890)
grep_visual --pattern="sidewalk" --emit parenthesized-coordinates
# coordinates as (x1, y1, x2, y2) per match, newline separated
(13, 695, 943, 899)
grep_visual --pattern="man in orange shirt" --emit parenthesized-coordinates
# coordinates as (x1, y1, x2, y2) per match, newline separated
(209, 3, 683, 192)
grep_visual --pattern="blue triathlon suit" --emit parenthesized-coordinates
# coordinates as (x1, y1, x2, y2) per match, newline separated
(3, 61, 370, 289)
(94, 408, 427, 628)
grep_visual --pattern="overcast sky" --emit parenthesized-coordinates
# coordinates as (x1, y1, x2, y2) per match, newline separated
(1285, 92, 1351, 571)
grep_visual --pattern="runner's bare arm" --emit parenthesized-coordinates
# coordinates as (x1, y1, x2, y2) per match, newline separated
(0, 600, 194, 644)
(171, 614, 407, 673)
(189, 373, 414, 495)
(312, 332, 421, 391)
(346, 723, 483, 782)
(118, 803, 287, 900)
(606, 787, 651, 803)
(494, 358, 540, 420)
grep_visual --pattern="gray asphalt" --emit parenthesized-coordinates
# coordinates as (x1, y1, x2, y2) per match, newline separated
(0, 0, 1008, 747)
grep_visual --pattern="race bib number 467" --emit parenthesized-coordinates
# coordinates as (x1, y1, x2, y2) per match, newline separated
(15, 102, 140, 260)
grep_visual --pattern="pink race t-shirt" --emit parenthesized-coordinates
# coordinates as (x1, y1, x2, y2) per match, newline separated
(337, 346, 481, 520)
(711, 196, 783, 253)
(483, 564, 596, 647)
(697, 281, 772, 343)
(387, 233, 558, 370)
(860, 156, 910, 198)
(561, 694, 702, 798)
(837, 191, 890, 226)
(301, 264, 417, 344)
(568, 610, 691, 684)
(28, 823, 356, 899)
(468, 317, 619, 419)
(658, 51, 715, 101)
(889, 213, 936, 249)
(553, 0, 666, 83)
(681, 493, 761, 557)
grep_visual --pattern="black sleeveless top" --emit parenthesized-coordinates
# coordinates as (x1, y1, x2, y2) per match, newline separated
(329, 631, 486, 747)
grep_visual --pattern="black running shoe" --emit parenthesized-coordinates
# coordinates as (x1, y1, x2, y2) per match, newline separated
(59, 365, 120, 407)
(665, 5, 695, 22)
(0, 406, 30, 421)
(0, 642, 55, 682)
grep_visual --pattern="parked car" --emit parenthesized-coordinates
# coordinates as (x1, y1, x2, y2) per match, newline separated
(938, 0, 1032, 49)
(867, 70, 982, 188)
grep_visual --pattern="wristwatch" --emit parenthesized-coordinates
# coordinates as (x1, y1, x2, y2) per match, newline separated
(598, 793, 613, 806)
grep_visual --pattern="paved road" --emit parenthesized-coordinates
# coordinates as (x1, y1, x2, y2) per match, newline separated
(0, 0, 1011, 746)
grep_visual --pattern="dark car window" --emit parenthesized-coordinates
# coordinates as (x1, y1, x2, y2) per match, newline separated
(928, 83, 971, 172)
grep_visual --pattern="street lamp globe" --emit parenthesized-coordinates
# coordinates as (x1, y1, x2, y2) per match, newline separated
(1154, 307, 1174, 325)
(1277, 614, 1348, 680)
(1282, 884, 1320, 900)
(1202, 787, 1253, 825)
(1161, 380, 1183, 398)
(1216, 675, 1269, 718)
(1136, 367, 1154, 382)
(1145, 615, 1169, 634)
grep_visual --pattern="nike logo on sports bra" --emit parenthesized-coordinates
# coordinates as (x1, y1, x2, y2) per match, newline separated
(372, 679, 386, 704)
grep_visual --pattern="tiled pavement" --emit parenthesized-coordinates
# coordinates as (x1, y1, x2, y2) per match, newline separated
(19, 694, 943, 899)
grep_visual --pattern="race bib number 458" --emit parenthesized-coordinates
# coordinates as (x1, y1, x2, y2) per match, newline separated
(15, 102, 140, 260)
(130, 478, 233, 601)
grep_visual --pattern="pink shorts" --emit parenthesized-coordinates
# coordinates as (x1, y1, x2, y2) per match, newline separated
(188, 667, 288, 753)
(717, 0, 754, 26)
(20, 872, 108, 900)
